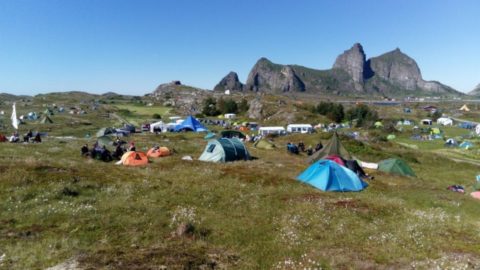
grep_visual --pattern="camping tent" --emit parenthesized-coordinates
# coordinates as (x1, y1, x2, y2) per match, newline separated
(307, 132, 352, 163)
(147, 147, 171, 158)
(253, 138, 276, 149)
(460, 104, 470, 112)
(378, 158, 416, 177)
(296, 160, 368, 192)
(150, 121, 167, 133)
(421, 119, 432, 125)
(96, 127, 116, 137)
(199, 138, 250, 163)
(204, 132, 216, 140)
(97, 136, 113, 147)
(119, 151, 148, 166)
(27, 112, 38, 120)
(44, 108, 54, 116)
(387, 134, 396, 140)
(220, 130, 246, 139)
(374, 121, 383, 128)
(437, 117, 453, 126)
(459, 141, 473, 149)
(459, 122, 475, 129)
(174, 115, 207, 132)
(40, 115, 53, 124)
(444, 138, 458, 147)
(475, 124, 480, 135)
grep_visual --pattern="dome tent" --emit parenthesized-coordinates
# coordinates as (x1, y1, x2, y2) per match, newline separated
(378, 158, 416, 177)
(199, 138, 250, 163)
(297, 160, 368, 192)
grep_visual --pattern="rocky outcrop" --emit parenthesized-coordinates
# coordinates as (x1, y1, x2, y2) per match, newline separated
(245, 58, 305, 93)
(247, 98, 264, 119)
(333, 43, 367, 91)
(213, 72, 244, 92)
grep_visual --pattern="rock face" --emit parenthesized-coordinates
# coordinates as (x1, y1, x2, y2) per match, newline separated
(213, 72, 244, 92)
(368, 48, 422, 91)
(468, 84, 480, 96)
(333, 43, 367, 91)
(245, 58, 305, 93)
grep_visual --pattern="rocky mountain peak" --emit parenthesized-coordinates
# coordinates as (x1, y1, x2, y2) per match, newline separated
(213, 71, 244, 92)
(333, 43, 367, 90)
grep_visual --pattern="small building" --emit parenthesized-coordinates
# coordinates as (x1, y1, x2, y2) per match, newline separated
(224, 113, 236, 119)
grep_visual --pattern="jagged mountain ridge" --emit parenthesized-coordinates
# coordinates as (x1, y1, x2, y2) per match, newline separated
(214, 43, 462, 97)
(468, 84, 480, 96)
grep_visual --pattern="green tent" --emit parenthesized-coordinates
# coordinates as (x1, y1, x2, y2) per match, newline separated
(97, 136, 113, 147)
(199, 138, 250, 163)
(307, 132, 352, 163)
(96, 127, 116, 137)
(387, 134, 396, 140)
(253, 138, 276, 149)
(44, 108, 54, 116)
(378, 158, 416, 177)
(40, 115, 53, 124)
(374, 121, 383, 128)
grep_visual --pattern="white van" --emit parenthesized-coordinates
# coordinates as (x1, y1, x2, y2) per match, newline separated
(286, 124, 313, 134)
(258, 126, 286, 136)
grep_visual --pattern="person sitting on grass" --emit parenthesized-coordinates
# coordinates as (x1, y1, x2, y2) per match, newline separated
(298, 141, 305, 152)
(33, 132, 42, 143)
(101, 146, 113, 162)
(127, 142, 136, 152)
(81, 144, 90, 157)
(9, 132, 19, 143)
(23, 130, 33, 142)
(112, 144, 125, 160)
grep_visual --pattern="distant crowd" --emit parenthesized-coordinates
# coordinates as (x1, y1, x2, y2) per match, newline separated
(287, 141, 323, 155)
(7, 130, 42, 143)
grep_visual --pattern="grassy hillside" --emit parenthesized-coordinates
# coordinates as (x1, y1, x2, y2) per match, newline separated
(1, 97, 480, 269)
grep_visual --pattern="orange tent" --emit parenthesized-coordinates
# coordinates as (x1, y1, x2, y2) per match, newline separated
(120, 151, 149, 166)
(239, 126, 249, 132)
(147, 147, 171, 158)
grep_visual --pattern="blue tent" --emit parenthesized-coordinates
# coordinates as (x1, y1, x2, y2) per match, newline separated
(174, 116, 207, 132)
(459, 141, 474, 149)
(459, 122, 475, 129)
(297, 160, 368, 192)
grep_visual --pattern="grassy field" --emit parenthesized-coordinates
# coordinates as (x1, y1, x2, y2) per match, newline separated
(1, 97, 480, 269)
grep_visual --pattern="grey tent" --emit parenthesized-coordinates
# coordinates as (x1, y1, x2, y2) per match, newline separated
(199, 138, 250, 163)
(307, 132, 352, 163)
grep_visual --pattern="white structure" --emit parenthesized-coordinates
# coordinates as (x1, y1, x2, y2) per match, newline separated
(475, 124, 480, 135)
(224, 113, 236, 119)
(437, 117, 453, 126)
(224, 89, 231, 95)
(258, 126, 286, 136)
(150, 121, 168, 133)
(421, 119, 433, 125)
(286, 124, 313, 134)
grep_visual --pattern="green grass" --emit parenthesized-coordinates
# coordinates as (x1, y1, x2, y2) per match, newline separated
(1, 98, 480, 269)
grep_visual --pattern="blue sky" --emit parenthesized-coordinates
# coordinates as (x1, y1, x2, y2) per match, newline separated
(0, 0, 479, 95)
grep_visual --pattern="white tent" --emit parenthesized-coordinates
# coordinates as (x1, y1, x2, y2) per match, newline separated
(421, 119, 432, 125)
(460, 104, 470, 112)
(150, 121, 168, 133)
(437, 117, 453, 126)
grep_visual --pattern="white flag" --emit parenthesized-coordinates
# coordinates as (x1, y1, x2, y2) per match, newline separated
(11, 103, 19, 130)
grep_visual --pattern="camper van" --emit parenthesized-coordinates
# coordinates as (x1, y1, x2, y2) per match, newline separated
(286, 124, 313, 134)
(258, 126, 286, 136)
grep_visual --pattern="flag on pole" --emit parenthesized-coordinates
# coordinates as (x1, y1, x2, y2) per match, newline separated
(11, 103, 19, 130)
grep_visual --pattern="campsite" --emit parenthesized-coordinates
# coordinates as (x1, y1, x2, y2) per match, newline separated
(1, 92, 480, 269)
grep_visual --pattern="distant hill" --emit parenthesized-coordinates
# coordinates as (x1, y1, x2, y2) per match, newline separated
(0, 93, 32, 102)
(214, 43, 463, 98)
(468, 84, 480, 96)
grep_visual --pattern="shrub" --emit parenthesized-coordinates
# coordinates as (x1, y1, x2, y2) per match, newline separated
(152, 113, 161, 119)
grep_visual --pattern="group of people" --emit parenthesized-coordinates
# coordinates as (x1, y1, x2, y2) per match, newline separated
(287, 141, 323, 155)
(8, 130, 42, 143)
(81, 138, 136, 162)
